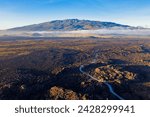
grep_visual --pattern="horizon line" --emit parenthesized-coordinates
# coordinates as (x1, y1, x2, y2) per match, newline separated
(0, 18, 146, 30)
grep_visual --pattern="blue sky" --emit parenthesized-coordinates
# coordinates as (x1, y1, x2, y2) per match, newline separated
(0, 0, 150, 29)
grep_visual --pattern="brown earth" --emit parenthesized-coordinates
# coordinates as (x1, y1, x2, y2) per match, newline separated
(0, 37, 150, 100)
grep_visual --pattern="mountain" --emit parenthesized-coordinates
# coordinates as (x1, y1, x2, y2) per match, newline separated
(8, 19, 134, 31)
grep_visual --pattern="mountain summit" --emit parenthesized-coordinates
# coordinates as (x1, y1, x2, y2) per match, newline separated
(9, 19, 133, 31)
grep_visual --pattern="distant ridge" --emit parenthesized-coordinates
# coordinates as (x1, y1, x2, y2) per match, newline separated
(8, 19, 135, 31)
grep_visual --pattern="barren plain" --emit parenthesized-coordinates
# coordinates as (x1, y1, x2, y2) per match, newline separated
(0, 37, 150, 100)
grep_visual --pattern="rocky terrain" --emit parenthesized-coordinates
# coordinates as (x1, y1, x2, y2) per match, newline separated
(0, 37, 150, 100)
(93, 65, 136, 83)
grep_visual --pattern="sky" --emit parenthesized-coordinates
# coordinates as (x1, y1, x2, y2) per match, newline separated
(0, 0, 150, 29)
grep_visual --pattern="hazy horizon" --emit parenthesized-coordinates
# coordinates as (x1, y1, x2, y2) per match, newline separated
(0, 0, 150, 30)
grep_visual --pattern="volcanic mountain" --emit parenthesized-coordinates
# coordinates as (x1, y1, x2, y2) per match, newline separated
(8, 19, 133, 31)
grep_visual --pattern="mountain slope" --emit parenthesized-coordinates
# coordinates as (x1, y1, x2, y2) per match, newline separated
(8, 19, 133, 31)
